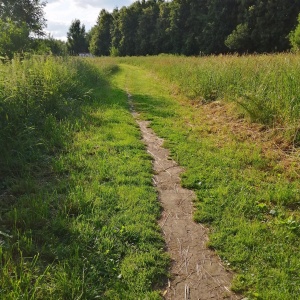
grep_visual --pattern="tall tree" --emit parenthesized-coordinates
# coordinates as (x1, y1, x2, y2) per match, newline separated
(168, 0, 208, 55)
(89, 9, 113, 56)
(168, 0, 186, 54)
(290, 13, 300, 51)
(225, 0, 300, 53)
(200, 0, 238, 54)
(136, 1, 160, 55)
(117, 2, 142, 56)
(0, 19, 30, 58)
(0, 0, 46, 57)
(183, 0, 207, 55)
(110, 8, 122, 56)
(154, 1, 172, 54)
(67, 19, 88, 55)
(0, 0, 46, 35)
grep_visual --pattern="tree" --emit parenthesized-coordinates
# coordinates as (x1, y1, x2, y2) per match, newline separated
(199, 0, 238, 54)
(0, 0, 47, 58)
(31, 35, 67, 55)
(290, 13, 300, 51)
(182, 0, 207, 55)
(168, 0, 208, 55)
(136, 2, 160, 55)
(225, 23, 252, 52)
(90, 0, 300, 56)
(67, 19, 88, 55)
(117, 3, 142, 56)
(0, 19, 30, 58)
(168, 0, 186, 54)
(154, 1, 172, 54)
(0, 0, 46, 35)
(110, 8, 122, 56)
(225, 0, 300, 53)
(89, 9, 113, 56)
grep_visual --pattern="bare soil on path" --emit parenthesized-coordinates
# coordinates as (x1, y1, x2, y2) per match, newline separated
(128, 94, 241, 300)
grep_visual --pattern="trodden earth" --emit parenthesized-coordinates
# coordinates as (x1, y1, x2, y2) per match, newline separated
(123, 67, 241, 299)
(134, 109, 239, 300)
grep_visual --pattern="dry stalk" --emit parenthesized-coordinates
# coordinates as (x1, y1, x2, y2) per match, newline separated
(184, 284, 190, 300)
(161, 212, 171, 228)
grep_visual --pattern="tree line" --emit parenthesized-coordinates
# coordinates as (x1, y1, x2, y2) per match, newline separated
(85, 0, 300, 56)
(1, 0, 300, 59)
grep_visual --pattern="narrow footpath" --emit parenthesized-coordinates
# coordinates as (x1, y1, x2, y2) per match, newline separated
(127, 92, 240, 300)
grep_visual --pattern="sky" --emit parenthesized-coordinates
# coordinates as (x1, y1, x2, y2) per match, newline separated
(44, 0, 135, 41)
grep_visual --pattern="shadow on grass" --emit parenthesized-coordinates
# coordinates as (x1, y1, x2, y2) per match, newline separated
(128, 93, 178, 121)
(0, 62, 153, 297)
(126, 81, 300, 300)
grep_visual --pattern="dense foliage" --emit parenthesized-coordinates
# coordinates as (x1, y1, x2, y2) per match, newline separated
(89, 0, 300, 56)
(67, 19, 89, 55)
(0, 0, 66, 58)
(31, 36, 68, 55)
(0, 0, 46, 35)
(0, 19, 30, 59)
(290, 13, 300, 51)
(1, 0, 300, 57)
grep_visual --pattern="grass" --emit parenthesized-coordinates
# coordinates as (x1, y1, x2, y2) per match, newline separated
(105, 61, 300, 300)
(1, 53, 300, 299)
(0, 56, 168, 299)
(117, 53, 300, 145)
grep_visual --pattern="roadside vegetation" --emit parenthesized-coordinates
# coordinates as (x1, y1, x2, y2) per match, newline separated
(0, 56, 168, 299)
(118, 54, 300, 146)
(104, 60, 300, 300)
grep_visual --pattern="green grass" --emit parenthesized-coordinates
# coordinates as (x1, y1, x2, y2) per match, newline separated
(2, 53, 300, 299)
(116, 54, 300, 145)
(107, 62, 300, 300)
(0, 57, 168, 299)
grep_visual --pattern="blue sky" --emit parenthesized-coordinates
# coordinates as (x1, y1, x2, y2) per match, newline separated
(44, 0, 135, 40)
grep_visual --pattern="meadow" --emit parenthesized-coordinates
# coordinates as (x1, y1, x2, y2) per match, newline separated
(0, 56, 168, 299)
(105, 55, 300, 299)
(118, 54, 300, 145)
(0, 53, 300, 299)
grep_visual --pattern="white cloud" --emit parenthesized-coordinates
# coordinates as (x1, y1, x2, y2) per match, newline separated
(45, 0, 61, 3)
(44, 0, 135, 40)
(45, 20, 69, 41)
(73, 0, 133, 9)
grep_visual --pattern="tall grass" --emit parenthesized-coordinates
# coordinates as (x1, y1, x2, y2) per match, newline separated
(0, 56, 168, 298)
(117, 54, 300, 144)
(0, 55, 99, 180)
(110, 63, 300, 299)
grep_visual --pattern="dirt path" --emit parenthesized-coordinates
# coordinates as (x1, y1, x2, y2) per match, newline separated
(128, 93, 240, 300)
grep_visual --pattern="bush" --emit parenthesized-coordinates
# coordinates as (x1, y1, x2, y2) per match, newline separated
(289, 13, 300, 51)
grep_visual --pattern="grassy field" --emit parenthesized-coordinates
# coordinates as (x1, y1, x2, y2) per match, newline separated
(117, 54, 300, 145)
(0, 56, 168, 299)
(101, 59, 299, 300)
(1, 53, 300, 299)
